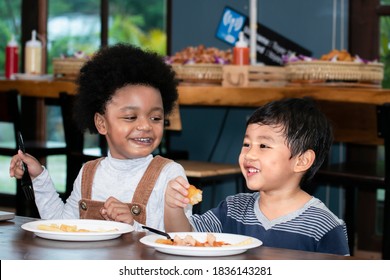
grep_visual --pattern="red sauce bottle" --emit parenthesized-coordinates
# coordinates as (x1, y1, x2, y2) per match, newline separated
(5, 35, 19, 79)
(233, 32, 249, 65)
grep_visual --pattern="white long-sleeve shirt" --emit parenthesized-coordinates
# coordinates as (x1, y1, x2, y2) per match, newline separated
(32, 152, 191, 231)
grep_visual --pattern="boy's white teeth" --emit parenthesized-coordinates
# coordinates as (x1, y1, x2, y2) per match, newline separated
(136, 138, 151, 143)
(248, 168, 259, 173)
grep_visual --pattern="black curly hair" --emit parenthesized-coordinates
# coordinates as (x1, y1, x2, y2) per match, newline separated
(246, 97, 333, 187)
(73, 43, 178, 134)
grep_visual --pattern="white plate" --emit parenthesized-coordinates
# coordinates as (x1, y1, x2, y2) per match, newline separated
(140, 232, 262, 257)
(0, 210, 15, 221)
(14, 73, 53, 81)
(21, 219, 134, 241)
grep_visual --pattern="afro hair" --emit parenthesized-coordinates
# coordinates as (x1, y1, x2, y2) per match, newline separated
(72, 43, 178, 134)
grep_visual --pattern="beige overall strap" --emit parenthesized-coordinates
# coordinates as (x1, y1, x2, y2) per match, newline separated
(81, 158, 105, 199)
(129, 156, 172, 224)
(79, 158, 105, 219)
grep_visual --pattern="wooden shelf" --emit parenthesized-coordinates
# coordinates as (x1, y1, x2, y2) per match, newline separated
(1, 79, 389, 145)
(1, 79, 390, 106)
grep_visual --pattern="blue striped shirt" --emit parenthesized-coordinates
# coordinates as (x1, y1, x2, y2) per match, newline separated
(189, 192, 350, 256)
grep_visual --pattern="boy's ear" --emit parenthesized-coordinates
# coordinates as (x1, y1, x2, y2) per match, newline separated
(94, 113, 107, 135)
(294, 149, 315, 173)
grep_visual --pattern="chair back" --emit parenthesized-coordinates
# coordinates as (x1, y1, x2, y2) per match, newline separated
(59, 91, 107, 156)
(0, 90, 21, 151)
(59, 92, 84, 153)
(165, 103, 182, 131)
(158, 103, 188, 159)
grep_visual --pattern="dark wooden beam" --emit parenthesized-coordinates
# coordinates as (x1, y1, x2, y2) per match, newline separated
(101, 0, 108, 47)
(167, 0, 172, 55)
(376, 5, 390, 15)
(348, 0, 379, 60)
(21, 0, 39, 72)
(38, 0, 47, 73)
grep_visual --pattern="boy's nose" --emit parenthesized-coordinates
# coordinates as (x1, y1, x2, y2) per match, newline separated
(244, 148, 257, 160)
(136, 119, 152, 131)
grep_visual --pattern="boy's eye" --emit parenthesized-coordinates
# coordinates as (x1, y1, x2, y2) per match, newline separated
(260, 144, 269, 148)
(151, 116, 163, 122)
(242, 143, 250, 148)
(124, 115, 137, 121)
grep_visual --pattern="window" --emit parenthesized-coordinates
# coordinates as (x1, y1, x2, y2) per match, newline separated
(379, 1, 390, 88)
(0, 0, 168, 201)
(47, 0, 167, 73)
(47, 0, 101, 73)
(349, 0, 390, 88)
(108, 0, 168, 54)
(0, 0, 22, 77)
(0, 0, 22, 199)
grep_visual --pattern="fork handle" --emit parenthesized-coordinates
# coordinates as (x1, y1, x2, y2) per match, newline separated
(142, 226, 173, 241)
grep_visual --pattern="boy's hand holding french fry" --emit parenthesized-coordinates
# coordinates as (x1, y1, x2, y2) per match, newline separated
(164, 176, 198, 232)
(165, 176, 202, 209)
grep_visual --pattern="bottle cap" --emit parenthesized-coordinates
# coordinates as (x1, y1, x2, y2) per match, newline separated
(26, 30, 42, 48)
(7, 34, 18, 47)
(235, 32, 248, 48)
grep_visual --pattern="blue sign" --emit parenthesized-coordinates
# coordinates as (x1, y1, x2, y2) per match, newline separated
(216, 6, 312, 65)
(215, 7, 246, 45)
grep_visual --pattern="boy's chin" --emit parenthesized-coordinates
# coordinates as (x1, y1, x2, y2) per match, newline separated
(245, 183, 259, 192)
(245, 179, 264, 192)
(111, 150, 154, 159)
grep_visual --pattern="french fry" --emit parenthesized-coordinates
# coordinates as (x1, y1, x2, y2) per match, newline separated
(225, 238, 253, 247)
(187, 185, 202, 205)
(37, 223, 118, 233)
(37, 224, 62, 232)
(60, 224, 77, 232)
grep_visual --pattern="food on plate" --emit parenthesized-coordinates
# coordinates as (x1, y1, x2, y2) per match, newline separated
(37, 223, 118, 233)
(187, 184, 202, 205)
(155, 233, 231, 247)
(229, 237, 254, 246)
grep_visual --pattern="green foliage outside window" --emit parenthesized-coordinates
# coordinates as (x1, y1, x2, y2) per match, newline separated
(380, 16, 390, 89)
(46, 0, 166, 73)
(0, 0, 21, 76)
(0, 0, 167, 75)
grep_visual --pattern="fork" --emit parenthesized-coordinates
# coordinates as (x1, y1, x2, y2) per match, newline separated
(17, 131, 35, 200)
(142, 225, 174, 241)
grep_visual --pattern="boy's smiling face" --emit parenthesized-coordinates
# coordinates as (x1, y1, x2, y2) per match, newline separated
(95, 85, 164, 159)
(239, 123, 300, 193)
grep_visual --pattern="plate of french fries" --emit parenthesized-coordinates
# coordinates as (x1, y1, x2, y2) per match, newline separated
(21, 219, 134, 241)
(140, 232, 262, 256)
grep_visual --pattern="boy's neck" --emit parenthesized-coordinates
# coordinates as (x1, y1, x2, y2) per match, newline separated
(258, 188, 311, 221)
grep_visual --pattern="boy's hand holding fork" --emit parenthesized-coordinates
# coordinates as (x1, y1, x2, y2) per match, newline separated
(9, 150, 43, 180)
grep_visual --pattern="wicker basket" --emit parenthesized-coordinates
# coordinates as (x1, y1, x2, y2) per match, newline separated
(286, 61, 384, 83)
(53, 58, 88, 80)
(171, 63, 223, 84)
(222, 65, 287, 87)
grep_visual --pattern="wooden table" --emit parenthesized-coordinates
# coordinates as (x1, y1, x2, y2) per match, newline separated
(0, 216, 359, 260)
